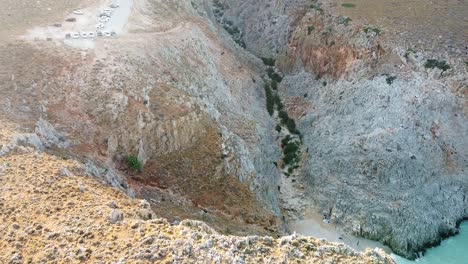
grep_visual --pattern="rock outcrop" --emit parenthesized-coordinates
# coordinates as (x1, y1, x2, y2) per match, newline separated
(0, 120, 395, 263)
(219, 0, 468, 258)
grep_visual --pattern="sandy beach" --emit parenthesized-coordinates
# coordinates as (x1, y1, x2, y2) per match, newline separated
(290, 212, 393, 254)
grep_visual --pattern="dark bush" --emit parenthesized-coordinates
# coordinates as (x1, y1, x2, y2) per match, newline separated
(275, 124, 282, 132)
(264, 83, 274, 115)
(386, 76, 397, 85)
(424, 59, 450, 72)
(271, 80, 278, 90)
(261, 58, 276, 66)
(267, 67, 283, 83)
(127, 156, 142, 172)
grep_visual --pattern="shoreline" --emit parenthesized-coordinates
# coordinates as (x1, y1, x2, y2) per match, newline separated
(290, 213, 468, 262)
(289, 212, 393, 254)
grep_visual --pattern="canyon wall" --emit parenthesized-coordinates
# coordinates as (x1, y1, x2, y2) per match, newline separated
(0, 0, 287, 235)
(220, 0, 468, 258)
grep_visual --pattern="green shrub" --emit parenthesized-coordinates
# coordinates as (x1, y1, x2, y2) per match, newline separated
(273, 94, 283, 110)
(286, 118, 299, 135)
(363, 27, 382, 35)
(386, 76, 397, 85)
(310, 4, 323, 12)
(261, 58, 276, 66)
(424, 59, 450, 72)
(264, 83, 274, 115)
(127, 156, 142, 172)
(341, 3, 356, 8)
(271, 80, 278, 90)
(281, 135, 291, 147)
(275, 124, 282, 132)
(339, 16, 352, 25)
(267, 67, 283, 83)
(283, 141, 300, 165)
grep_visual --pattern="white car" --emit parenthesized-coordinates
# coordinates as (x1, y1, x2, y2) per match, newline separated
(103, 31, 111, 37)
(73, 10, 84, 15)
(80, 32, 88, 38)
(72, 33, 80, 39)
(96, 23, 105, 29)
(99, 17, 110, 22)
(110, 3, 120, 8)
(88, 32, 96, 38)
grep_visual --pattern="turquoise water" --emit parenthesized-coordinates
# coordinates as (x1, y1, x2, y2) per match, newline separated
(393, 222, 468, 264)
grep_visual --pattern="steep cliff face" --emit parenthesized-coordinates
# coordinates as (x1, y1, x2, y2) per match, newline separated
(0, 0, 284, 235)
(0, 116, 395, 263)
(0, 0, 465, 261)
(219, 0, 468, 259)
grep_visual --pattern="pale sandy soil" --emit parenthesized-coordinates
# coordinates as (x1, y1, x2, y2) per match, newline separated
(291, 212, 393, 254)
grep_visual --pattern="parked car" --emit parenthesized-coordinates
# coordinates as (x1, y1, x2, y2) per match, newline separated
(80, 32, 88, 38)
(72, 33, 80, 39)
(73, 10, 84, 15)
(65, 33, 71, 39)
(97, 31, 103, 37)
(88, 32, 96, 38)
(103, 31, 111, 37)
(110, 3, 120, 8)
(96, 23, 105, 29)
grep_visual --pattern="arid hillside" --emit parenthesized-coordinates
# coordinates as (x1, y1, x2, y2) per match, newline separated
(0, 115, 395, 263)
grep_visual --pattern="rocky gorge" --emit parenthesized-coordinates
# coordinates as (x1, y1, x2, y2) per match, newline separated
(0, 0, 466, 262)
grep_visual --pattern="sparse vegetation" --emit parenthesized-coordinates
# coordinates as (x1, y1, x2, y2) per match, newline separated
(341, 3, 356, 8)
(424, 59, 451, 72)
(267, 67, 283, 83)
(308, 26, 315, 35)
(261, 60, 303, 175)
(271, 80, 278, 90)
(212, 0, 246, 48)
(363, 27, 382, 35)
(264, 83, 274, 115)
(386, 76, 397, 85)
(310, 3, 324, 12)
(404, 48, 416, 59)
(127, 156, 142, 172)
(338, 16, 352, 25)
(261, 58, 276, 66)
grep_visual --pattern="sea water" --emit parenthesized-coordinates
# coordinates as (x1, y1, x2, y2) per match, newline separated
(393, 222, 468, 264)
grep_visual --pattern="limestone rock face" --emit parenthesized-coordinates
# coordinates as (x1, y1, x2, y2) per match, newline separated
(220, 0, 468, 258)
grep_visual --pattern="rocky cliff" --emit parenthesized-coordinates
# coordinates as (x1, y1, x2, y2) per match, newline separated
(0, 116, 395, 263)
(219, 0, 468, 259)
(0, 0, 465, 262)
